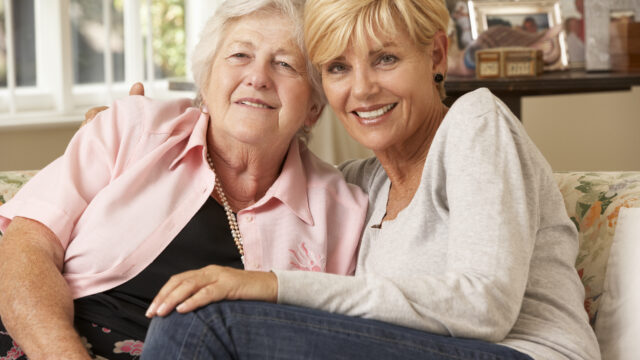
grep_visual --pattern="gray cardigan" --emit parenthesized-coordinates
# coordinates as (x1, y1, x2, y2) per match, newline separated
(274, 88, 600, 360)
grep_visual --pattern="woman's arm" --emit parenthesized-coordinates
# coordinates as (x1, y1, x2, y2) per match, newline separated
(273, 95, 543, 342)
(145, 265, 277, 317)
(0, 94, 146, 358)
(0, 217, 91, 359)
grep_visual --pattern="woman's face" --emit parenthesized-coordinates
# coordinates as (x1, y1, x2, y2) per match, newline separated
(203, 12, 316, 148)
(320, 29, 446, 152)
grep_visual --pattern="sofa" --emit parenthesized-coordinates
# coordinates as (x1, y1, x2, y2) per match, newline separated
(1, 170, 639, 359)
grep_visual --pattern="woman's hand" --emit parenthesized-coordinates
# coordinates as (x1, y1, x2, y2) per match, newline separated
(145, 265, 278, 318)
(82, 82, 145, 126)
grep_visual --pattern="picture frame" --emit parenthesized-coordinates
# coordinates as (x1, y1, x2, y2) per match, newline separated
(584, 0, 640, 71)
(468, 0, 569, 70)
(447, 0, 475, 50)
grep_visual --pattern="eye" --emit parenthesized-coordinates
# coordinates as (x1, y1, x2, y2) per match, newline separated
(376, 54, 398, 66)
(272, 57, 301, 74)
(325, 62, 348, 74)
(276, 61, 293, 69)
(227, 53, 250, 63)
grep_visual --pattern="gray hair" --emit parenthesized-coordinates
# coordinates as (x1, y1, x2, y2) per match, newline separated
(191, 0, 326, 110)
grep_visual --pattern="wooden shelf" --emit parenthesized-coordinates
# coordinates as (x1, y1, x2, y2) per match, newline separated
(444, 70, 640, 119)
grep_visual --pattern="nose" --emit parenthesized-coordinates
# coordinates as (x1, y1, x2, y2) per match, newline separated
(245, 60, 272, 90)
(351, 65, 378, 100)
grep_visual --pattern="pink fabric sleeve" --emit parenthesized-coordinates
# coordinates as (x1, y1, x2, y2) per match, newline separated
(0, 99, 144, 248)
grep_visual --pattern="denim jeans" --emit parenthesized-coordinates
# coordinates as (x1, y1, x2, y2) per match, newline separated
(141, 301, 533, 360)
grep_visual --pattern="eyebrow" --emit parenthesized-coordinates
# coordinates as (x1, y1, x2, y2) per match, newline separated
(323, 41, 398, 64)
(274, 48, 301, 58)
(227, 40, 300, 57)
(226, 40, 255, 50)
(369, 41, 397, 55)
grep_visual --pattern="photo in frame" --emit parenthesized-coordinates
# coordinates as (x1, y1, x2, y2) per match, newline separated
(467, 0, 569, 71)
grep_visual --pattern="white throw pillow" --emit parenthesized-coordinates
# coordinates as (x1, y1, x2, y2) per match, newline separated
(595, 207, 640, 360)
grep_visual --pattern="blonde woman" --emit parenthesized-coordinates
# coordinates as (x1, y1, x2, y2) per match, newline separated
(141, 0, 599, 359)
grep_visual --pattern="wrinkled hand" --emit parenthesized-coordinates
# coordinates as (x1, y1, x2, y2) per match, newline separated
(145, 265, 278, 318)
(81, 82, 146, 126)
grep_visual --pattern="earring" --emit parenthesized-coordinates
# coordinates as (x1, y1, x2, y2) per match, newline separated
(434, 73, 444, 83)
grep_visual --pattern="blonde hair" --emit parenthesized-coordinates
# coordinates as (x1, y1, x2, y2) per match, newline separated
(304, 0, 450, 99)
(191, 0, 325, 108)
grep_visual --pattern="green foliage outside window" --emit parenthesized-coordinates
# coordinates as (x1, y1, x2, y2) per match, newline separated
(138, 0, 186, 78)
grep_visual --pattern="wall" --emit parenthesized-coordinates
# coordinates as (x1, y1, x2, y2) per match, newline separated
(1, 123, 78, 171)
(522, 86, 640, 171)
(1, 87, 639, 171)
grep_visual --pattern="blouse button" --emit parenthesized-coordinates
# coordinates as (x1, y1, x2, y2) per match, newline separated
(245, 215, 254, 223)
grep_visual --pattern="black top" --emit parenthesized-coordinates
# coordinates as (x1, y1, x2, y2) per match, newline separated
(73, 196, 243, 339)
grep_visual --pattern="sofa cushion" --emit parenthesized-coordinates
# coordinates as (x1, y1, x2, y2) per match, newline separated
(594, 207, 640, 359)
(0, 171, 38, 236)
(0, 171, 37, 206)
(555, 172, 640, 327)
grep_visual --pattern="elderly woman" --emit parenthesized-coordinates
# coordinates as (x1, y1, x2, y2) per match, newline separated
(141, 0, 600, 359)
(0, 1, 368, 359)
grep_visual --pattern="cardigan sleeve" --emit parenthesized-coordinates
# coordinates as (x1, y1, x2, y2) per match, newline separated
(275, 91, 549, 342)
(0, 98, 145, 248)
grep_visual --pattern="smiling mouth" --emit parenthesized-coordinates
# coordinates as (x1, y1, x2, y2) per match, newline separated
(353, 103, 397, 119)
(238, 100, 275, 109)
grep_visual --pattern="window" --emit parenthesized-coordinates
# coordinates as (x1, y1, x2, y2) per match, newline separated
(0, 0, 36, 114)
(71, 0, 187, 109)
(70, 0, 125, 84)
(1, 0, 197, 127)
(0, 1, 5, 88)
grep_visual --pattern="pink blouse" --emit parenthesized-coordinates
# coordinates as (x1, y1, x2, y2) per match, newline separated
(0, 96, 368, 299)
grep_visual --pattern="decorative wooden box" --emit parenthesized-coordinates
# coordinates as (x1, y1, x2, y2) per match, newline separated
(609, 21, 640, 72)
(476, 47, 543, 79)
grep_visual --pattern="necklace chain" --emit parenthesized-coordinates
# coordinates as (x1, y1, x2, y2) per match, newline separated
(206, 151, 245, 265)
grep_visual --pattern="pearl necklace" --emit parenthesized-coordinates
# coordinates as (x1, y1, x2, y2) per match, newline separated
(206, 151, 245, 265)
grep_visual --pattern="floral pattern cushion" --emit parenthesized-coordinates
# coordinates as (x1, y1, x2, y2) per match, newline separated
(555, 172, 640, 327)
(2, 170, 640, 329)
(0, 171, 37, 204)
(0, 171, 38, 237)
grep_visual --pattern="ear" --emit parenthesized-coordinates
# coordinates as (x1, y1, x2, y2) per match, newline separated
(305, 103, 324, 128)
(198, 91, 210, 112)
(431, 30, 449, 75)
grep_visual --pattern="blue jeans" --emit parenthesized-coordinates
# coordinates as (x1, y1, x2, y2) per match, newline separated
(141, 301, 533, 360)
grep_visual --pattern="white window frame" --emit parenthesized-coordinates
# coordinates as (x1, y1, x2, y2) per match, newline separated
(1, 0, 206, 129)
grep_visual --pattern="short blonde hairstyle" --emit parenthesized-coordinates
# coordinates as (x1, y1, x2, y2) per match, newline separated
(304, 0, 450, 99)
(191, 0, 325, 108)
